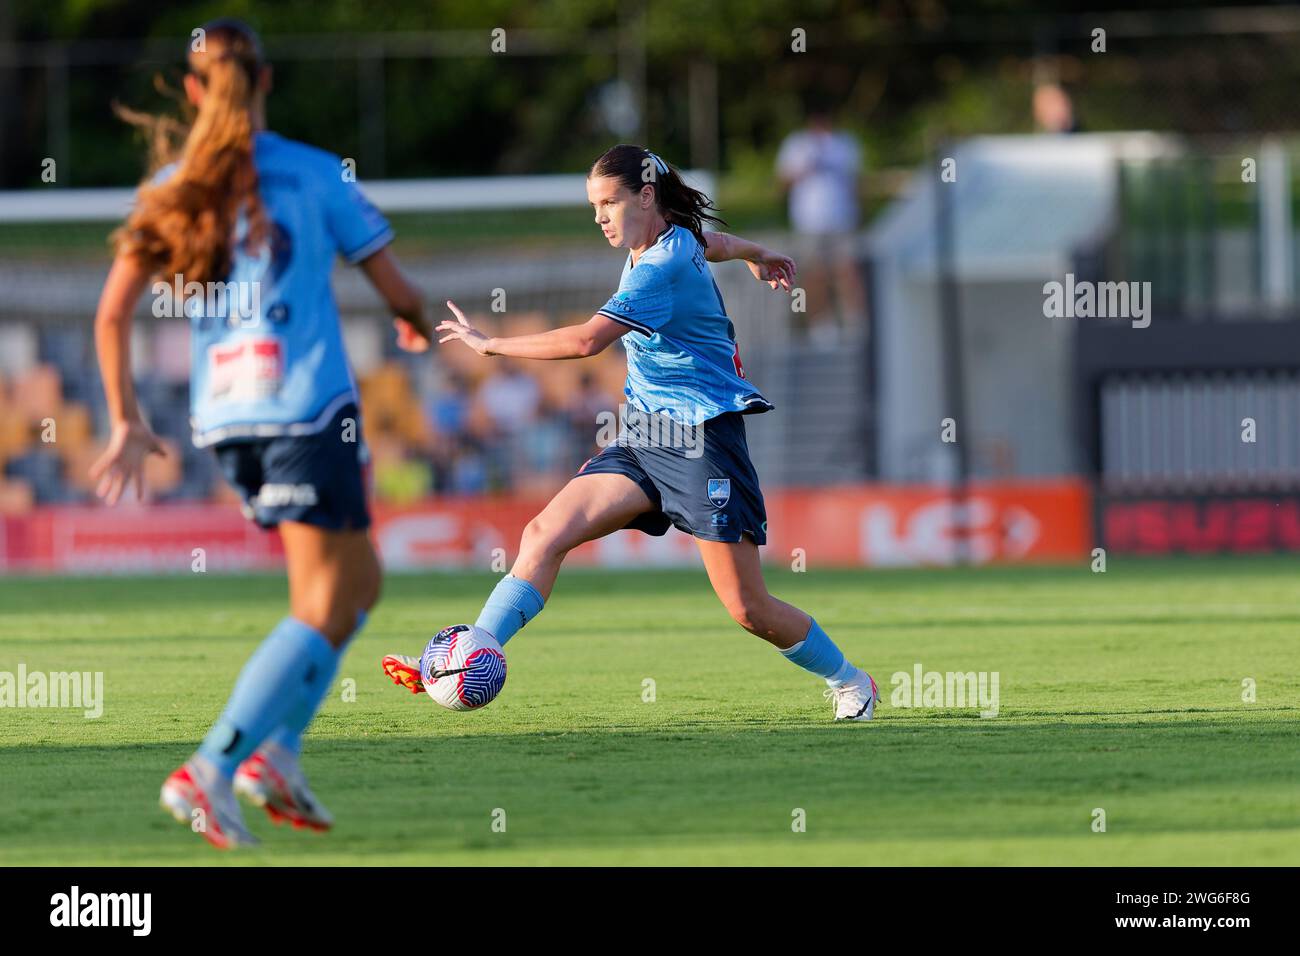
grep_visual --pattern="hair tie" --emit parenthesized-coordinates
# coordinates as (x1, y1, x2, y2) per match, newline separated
(647, 151, 669, 176)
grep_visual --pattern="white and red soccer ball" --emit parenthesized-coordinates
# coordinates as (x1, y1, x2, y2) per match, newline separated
(420, 624, 507, 711)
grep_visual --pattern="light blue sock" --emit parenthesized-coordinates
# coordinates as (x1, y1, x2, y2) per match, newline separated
(198, 617, 337, 778)
(474, 574, 545, 647)
(267, 610, 368, 757)
(779, 618, 857, 685)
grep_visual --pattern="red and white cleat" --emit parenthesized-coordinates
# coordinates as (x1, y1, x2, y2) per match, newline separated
(382, 653, 424, 695)
(159, 757, 259, 850)
(234, 741, 334, 832)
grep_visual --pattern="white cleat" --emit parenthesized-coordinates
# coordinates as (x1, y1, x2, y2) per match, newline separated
(159, 756, 260, 850)
(825, 670, 880, 721)
(234, 740, 334, 832)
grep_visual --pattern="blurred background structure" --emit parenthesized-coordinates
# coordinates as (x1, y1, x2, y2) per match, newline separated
(3, 1, 1300, 570)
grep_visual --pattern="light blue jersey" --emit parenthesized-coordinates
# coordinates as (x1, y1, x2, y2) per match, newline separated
(151, 131, 393, 447)
(596, 224, 773, 426)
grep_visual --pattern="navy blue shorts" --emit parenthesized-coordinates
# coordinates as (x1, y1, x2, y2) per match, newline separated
(577, 410, 768, 545)
(213, 403, 371, 531)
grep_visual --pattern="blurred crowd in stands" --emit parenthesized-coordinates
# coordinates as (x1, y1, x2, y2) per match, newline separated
(0, 311, 627, 514)
(2, 98, 876, 515)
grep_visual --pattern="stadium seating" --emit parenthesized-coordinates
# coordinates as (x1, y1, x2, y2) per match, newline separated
(2, 307, 627, 509)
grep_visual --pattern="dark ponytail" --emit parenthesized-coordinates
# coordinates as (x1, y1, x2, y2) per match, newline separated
(589, 144, 725, 248)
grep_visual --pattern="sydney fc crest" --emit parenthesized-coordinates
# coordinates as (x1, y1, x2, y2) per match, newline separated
(707, 478, 731, 508)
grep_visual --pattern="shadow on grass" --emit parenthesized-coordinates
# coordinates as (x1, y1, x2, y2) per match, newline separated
(1, 715, 1297, 865)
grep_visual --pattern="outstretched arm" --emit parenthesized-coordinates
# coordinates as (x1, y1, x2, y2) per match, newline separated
(358, 247, 431, 352)
(703, 232, 797, 291)
(90, 252, 166, 504)
(436, 301, 626, 359)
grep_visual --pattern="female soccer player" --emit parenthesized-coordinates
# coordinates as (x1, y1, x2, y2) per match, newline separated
(91, 19, 431, 849)
(383, 145, 877, 720)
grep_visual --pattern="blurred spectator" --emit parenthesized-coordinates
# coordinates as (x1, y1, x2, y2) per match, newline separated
(0, 323, 39, 378)
(478, 360, 542, 436)
(426, 368, 472, 443)
(11, 363, 62, 425)
(448, 446, 488, 495)
(1033, 82, 1080, 134)
(370, 433, 432, 506)
(776, 100, 868, 346)
(5, 447, 71, 504)
(476, 361, 542, 490)
(420, 367, 470, 493)
(566, 370, 616, 463)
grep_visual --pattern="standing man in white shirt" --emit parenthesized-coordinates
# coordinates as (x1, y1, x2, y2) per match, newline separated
(776, 103, 867, 345)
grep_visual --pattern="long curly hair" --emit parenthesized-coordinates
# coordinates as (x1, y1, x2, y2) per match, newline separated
(111, 18, 268, 287)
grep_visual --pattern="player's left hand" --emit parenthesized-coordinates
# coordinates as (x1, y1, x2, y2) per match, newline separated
(436, 300, 496, 356)
(88, 419, 166, 506)
(746, 250, 797, 292)
(393, 318, 430, 353)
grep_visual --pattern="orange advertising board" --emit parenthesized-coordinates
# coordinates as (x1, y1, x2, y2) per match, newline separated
(0, 480, 1090, 573)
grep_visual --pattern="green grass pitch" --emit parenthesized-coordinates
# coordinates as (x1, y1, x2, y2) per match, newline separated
(1, 557, 1298, 866)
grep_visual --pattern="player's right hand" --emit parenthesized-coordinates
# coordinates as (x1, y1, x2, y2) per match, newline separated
(89, 419, 166, 505)
(393, 317, 430, 353)
(436, 300, 496, 356)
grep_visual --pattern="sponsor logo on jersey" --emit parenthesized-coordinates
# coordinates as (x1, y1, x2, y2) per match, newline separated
(207, 337, 284, 403)
(606, 293, 636, 314)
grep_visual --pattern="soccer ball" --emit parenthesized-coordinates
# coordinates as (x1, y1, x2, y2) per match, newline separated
(420, 624, 507, 711)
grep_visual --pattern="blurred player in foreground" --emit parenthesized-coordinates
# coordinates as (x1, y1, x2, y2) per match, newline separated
(384, 144, 878, 721)
(91, 19, 430, 848)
